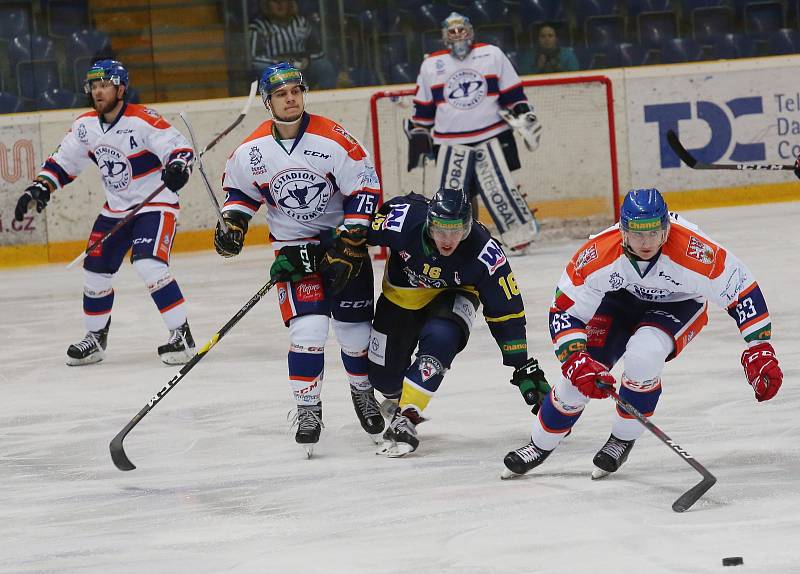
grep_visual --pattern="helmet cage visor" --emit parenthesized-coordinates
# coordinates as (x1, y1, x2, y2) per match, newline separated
(84, 69, 123, 94)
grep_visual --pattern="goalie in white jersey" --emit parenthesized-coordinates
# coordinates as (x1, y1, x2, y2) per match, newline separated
(501, 188, 784, 479)
(408, 12, 542, 249)
(214, 62, 384, 456)
(14, 59, 196, 367)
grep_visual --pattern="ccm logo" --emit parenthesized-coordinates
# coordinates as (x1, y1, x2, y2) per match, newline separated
(304, 150, 330, 159)
(339, 299, 372, 308)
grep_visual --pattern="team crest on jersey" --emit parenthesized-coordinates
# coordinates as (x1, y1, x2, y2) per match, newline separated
(609, 271, 624, 290)
(445, 69, 486, 110)
(398, 250, 411, 261)
(478, 238, 506, 275)
(631, 284, 671, 301)
(249, 146, 267, 175)
(270, 168, 331, 222)
(95, 145, 131, 191)
(76, 123, 88, 144)
(686, 236, 715, 264)
(575, 244, 598, 270)
(143, 107, 161, 119)
(383, 203, 410, 231)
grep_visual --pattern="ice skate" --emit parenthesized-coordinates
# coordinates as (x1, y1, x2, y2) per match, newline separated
(376, 407, 421, 458)
(379, 397, 399, 420)
(66, 320, 110, 366)
(591, 434, 635, 479)
(158, 320, 195, 365)
(290, 402, 323, 458)
(501, 439, 552, 479)
(350, 386, 385, 444)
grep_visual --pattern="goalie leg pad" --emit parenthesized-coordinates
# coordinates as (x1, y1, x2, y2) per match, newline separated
(434, 143, 476, 199)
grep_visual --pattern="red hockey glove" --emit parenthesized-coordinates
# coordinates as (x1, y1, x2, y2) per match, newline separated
(561, 351, 615, 399)
(741, 342, 783, 402)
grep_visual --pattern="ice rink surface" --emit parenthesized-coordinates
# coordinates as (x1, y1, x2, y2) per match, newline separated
(2, 202, 799, 574)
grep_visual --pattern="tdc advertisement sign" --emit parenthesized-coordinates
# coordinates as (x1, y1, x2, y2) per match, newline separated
(626, 66, 800, 191)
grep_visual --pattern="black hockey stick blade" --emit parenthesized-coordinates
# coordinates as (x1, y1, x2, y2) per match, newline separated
(667, 129, 795, 171)
(110, 406, 148, 471)
(672, 474, 717, 513)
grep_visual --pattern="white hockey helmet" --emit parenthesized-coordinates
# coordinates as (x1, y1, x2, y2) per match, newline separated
(441, 12, 474, 60)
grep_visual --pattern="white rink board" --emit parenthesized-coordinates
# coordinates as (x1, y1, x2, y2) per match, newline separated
(1, 201, 799, 573)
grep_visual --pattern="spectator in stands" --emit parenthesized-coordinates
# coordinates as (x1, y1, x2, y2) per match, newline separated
(249, 0, 337, 89)
(527, 24, 579, 74)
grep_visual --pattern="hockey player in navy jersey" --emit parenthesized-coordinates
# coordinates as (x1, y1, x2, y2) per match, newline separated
(365, 188, 550, 457)
(214, 62, 384, 456)
(408, 12, 541, 249)
(14, 60, 196, 366)
(501, 188, 784, 479)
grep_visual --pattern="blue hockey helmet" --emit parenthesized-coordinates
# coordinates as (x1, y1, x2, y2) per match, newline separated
(84, 59, 129, 94)
(259, 61, 307, 105)
(620, 188, 669, 232)
(427, 188, 473, 241)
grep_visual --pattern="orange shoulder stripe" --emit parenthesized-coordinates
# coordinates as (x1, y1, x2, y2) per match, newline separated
(305, 115, 366, 160)
(125, 104, 170, 129)
(239, 120, 273, 147)
(77, 110, 97, 120)
(662, 223, 726, 279)
(566, 228, 622, 286)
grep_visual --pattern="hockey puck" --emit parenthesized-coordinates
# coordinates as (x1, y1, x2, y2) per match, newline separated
(722, 557, 743, 566)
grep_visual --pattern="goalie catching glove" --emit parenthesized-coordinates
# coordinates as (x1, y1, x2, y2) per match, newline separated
(510, 357, 551, 414)
(269, 243, 324, 283)
(320, 225, 369, 294)
(499, 103, 542, 152)
(214, 211, 250, 258)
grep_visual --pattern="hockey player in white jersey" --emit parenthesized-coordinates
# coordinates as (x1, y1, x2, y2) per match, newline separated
(213, 62, 384, 456)
(501, 188, 784, 479)
(14, 60, 196, 366)
(408, 12, 541, 250)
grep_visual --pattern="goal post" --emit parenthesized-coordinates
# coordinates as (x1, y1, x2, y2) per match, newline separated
(369, 75, 621, 241)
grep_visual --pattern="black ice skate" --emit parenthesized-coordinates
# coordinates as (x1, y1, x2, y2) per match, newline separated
(501, 439, 552, 479)
(591, 434, 635, 480)
(66, 319, 110, 366)
(292, 402, 324, 458)
(377, 407, 421, 458)
(157, 321, 196, 365)
(350, 386, 385, 443)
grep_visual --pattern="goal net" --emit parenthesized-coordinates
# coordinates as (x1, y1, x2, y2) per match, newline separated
(368, 75, 620, 241)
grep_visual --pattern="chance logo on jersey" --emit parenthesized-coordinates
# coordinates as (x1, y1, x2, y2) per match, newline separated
(270, 168, 331, 222)
(95, 145, 131, 191)
(445, 69, 486, 110)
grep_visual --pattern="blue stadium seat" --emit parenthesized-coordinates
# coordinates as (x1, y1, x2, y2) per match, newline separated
(35, 87, 85, 110)
(638, 11, 679, 48)
(17, 60, 61, 100)
(476, 24, 516, 50)
(0, 5, 32, 40)
(467, 0, 510, 25)
(691, 6, 734, 41)
(628, 0, 672, 19)
(519, 0, 565, 21)
(389, 62, 415, 84)
(417, 3, 451, 29)
(574, 0, 618, 27)
(572, 45, 611, 70)
(8, 34, 56, 71)
(682, 0, 727, 10)
(0, 91, 28, 113)
(44, 0, 90, 38)
(661, 37, 703, 62)
(605, 42, 648, 67)
(742, 2, 785, 36)
(709, 32, 754, 59)
(585, 17, 626, 48)
(767, 28, 800, 54)
(348, 67, 378, 87)
(66, 29, 113, 91)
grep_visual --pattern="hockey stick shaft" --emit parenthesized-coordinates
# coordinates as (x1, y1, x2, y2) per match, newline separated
(667, 130, 795, 171)
(179, 112, 228, 231)
(67, 81, 258, 270)
(110, 278, 276, 471)
(602, 385, 716, 512)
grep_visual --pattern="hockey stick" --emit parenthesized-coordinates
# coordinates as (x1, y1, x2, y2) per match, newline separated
(110, 278, 276, 471)
(66, 81, 258, 269)
(666, 130, 795, 171)
(600, 384, 717, 512)
(179, 112, 228, 231)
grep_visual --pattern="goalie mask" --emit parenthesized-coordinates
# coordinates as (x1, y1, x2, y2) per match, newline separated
(620, 188, 670, 260)
(441, 12, 474, 60)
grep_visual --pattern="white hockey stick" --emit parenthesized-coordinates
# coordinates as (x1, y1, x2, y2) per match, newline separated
(179, 112, 227, 230)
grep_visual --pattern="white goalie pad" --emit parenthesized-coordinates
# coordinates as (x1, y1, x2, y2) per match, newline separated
(433, 143, 476, 199)
(499, 109, 542, 152)
(473, 138, 538, 249)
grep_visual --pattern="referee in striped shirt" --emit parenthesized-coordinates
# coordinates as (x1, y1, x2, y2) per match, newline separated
(249, 0, 337, 89)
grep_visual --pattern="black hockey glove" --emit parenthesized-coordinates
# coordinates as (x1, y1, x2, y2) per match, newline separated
(161, 160, 190, 192)
(214, 211, 249, 258)
(794, 153, 800, 180)
(270, 243, 324, 283)
(511, 357, 551, 415)
(320, 225, 369, 294)
(15, 180, 51, 221)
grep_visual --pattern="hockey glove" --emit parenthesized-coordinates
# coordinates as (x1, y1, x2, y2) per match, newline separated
(270, 243, 325, 283)
(320, 225, 369, 294)
(794, 153, 800, 180)
(161, 160, 190, 192)
(214, 211, 249, 258)
(500, 104, 542, 152)
(15, 180, 51, 221)
(404, 119, 434, 171)
(511, 357, 551, 414)
(741, 342, 783, 402)
(561, 351, 615, 399)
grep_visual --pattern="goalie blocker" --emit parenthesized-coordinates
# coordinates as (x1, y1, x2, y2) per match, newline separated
(435, 139, 538, 250)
